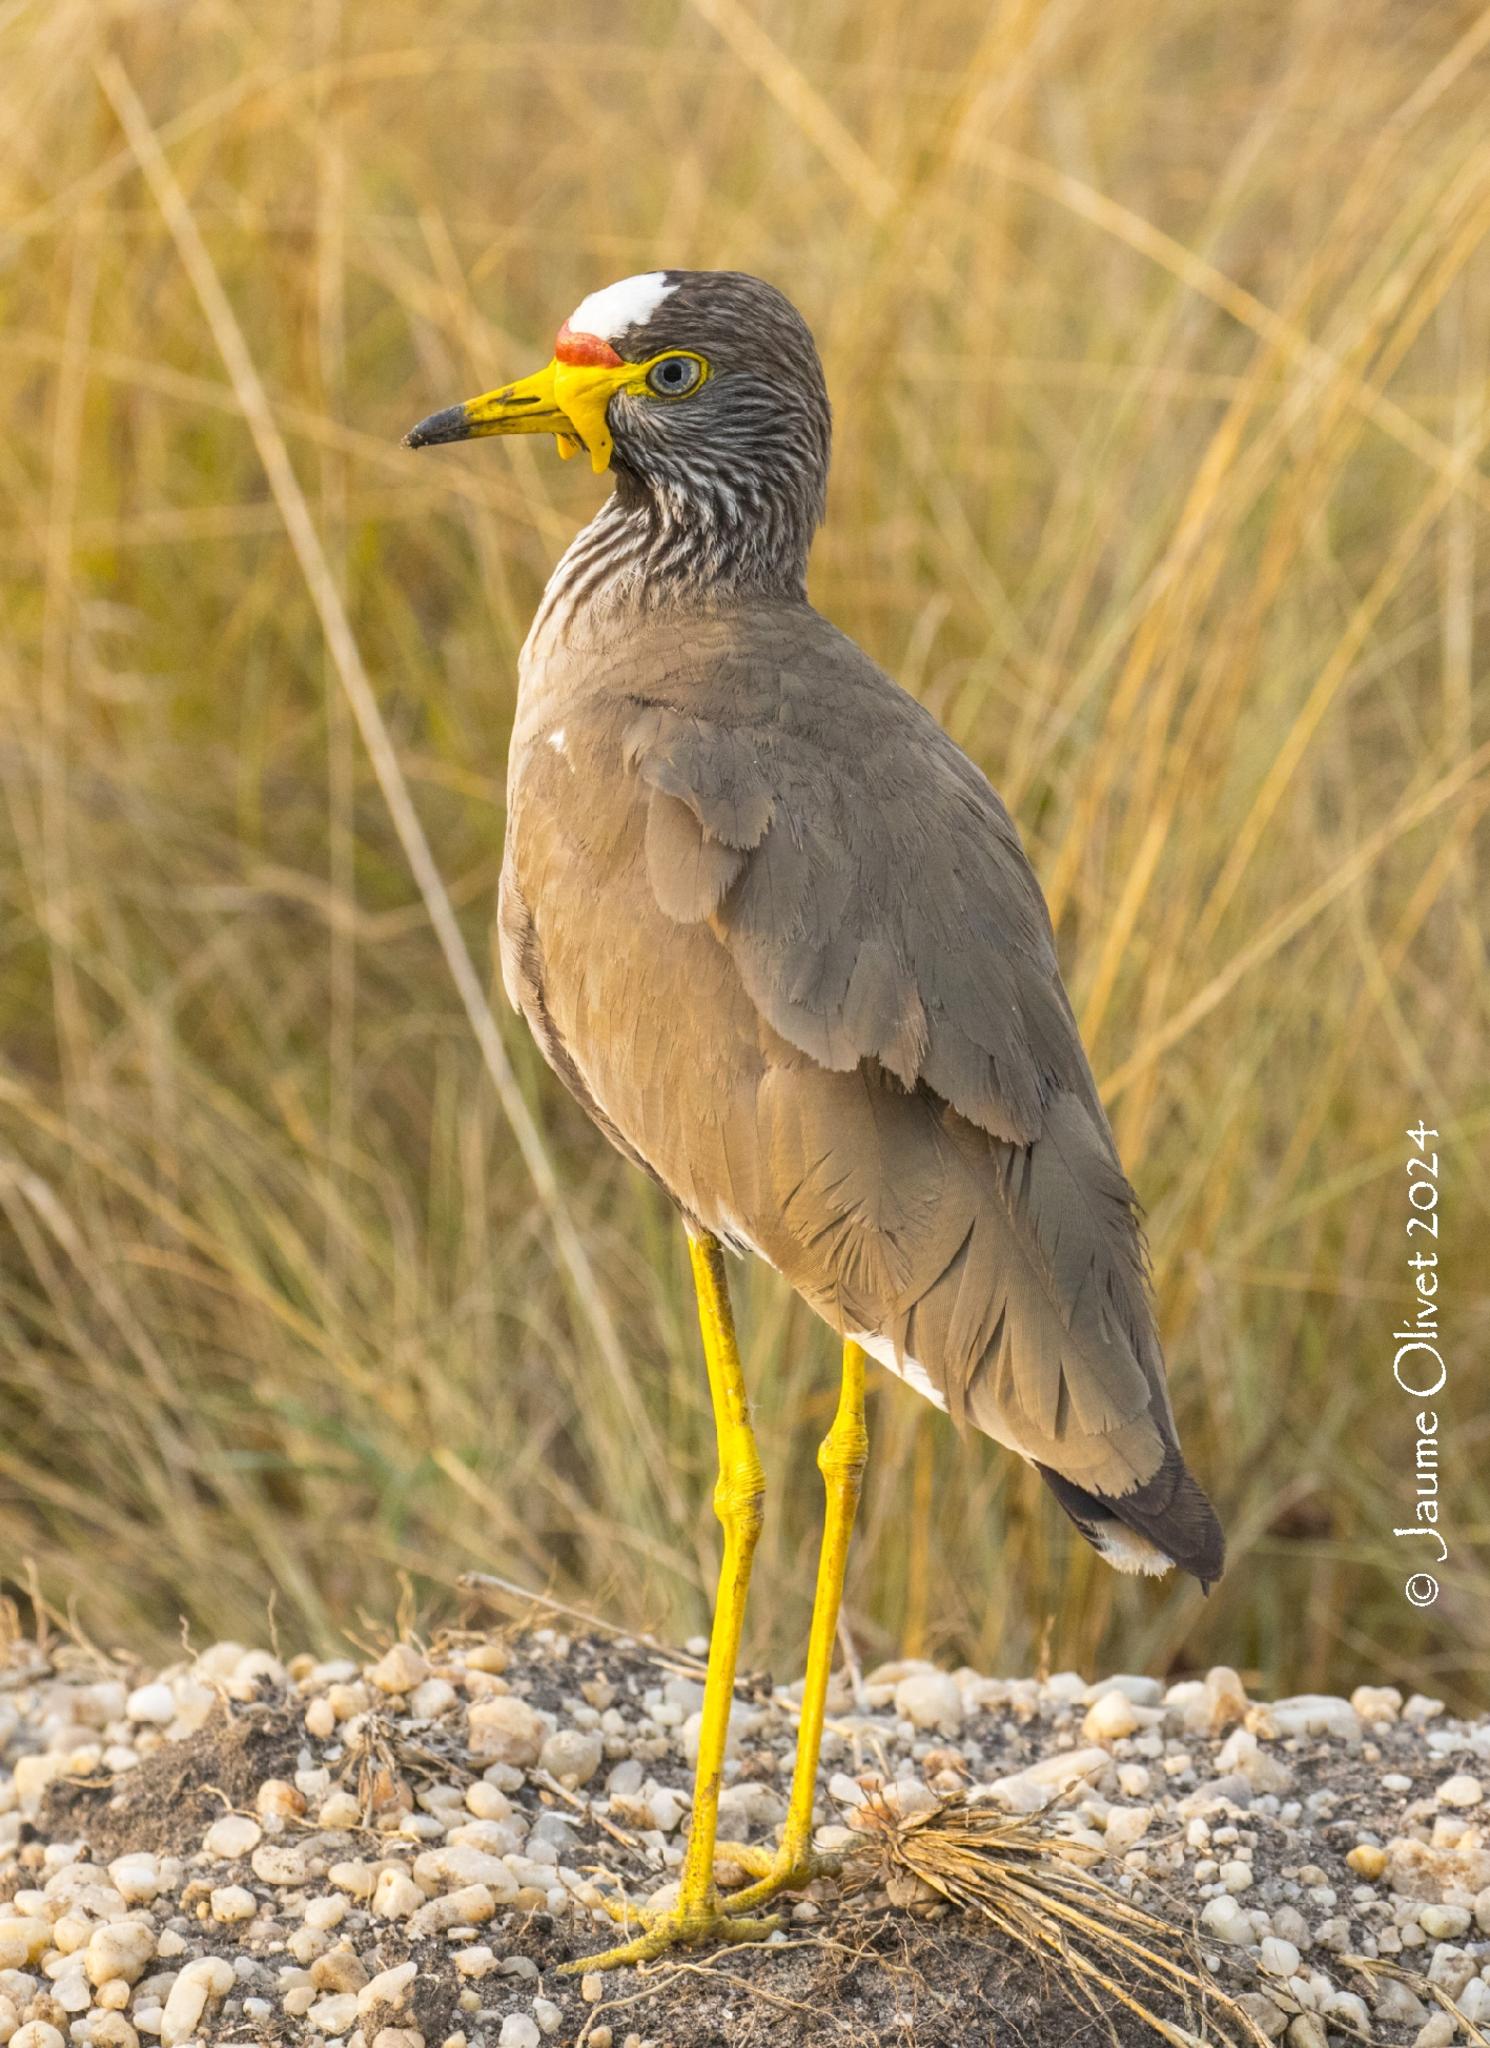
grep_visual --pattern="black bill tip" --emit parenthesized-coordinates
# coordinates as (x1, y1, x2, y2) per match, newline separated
(402, 404, 470, 450)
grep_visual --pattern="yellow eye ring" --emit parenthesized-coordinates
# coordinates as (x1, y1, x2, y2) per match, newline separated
(643, 351, 709, 399)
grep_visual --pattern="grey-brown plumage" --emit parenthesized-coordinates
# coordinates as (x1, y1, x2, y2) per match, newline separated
(479, 270, 1223, 1585)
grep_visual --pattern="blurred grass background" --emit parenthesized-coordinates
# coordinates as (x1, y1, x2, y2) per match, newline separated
(1, 0, 1487, 1704)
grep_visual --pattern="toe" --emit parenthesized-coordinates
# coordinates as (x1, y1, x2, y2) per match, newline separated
(563, 1900, 784, 1974)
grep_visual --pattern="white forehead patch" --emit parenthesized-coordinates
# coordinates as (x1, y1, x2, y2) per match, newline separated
(566, 271, 677, 342)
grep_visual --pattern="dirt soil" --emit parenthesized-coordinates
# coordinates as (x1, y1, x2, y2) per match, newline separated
(2, 1622, 1486, 2047)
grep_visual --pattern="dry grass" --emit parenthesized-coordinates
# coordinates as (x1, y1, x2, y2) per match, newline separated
(856, 1796, 1272, 2047)
(0, 0, 1487, 1700)
(855, 1797, 1490, 2048)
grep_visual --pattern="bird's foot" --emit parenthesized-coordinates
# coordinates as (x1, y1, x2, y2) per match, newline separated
(563, 1841, 843, 1973)
(562, 1883, 781, 1974)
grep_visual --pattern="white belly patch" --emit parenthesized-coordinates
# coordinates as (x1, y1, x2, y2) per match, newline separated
(849, 1331, 948, 1413)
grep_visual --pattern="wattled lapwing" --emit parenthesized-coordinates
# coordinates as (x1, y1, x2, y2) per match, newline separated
(406, 269, 1223, 1970)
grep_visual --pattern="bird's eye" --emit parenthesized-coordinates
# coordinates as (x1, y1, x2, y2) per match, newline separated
(646, 354, 704, 398)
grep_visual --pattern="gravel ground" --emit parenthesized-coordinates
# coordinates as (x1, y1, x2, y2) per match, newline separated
(2, 1617, 1488, 2048)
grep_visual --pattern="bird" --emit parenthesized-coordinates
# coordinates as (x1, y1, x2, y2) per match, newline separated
(405, 268, 1223, 1971)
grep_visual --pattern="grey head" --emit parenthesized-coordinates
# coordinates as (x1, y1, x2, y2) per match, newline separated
(596, 270, 832, 554)
(406, 269, 833, 599)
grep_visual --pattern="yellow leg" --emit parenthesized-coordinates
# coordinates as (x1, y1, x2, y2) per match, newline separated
(719, 1341, 869, 1910)
(566, 1233, 778, 1972)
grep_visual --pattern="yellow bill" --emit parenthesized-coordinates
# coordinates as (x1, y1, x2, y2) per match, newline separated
(404, 358, 641, 474)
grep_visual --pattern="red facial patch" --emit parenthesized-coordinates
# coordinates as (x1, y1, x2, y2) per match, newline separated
(555, 322, 623, 367)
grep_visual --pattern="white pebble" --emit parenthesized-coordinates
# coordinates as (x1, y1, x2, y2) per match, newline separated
(533, 1998, 562, 2036)
(1104, 1806, 1152, 1854)
(1349, 1685, 1402, 1724)
(1412, 2016, 1455, 2048)
(287, 1925, 324, 1964)
(319, 1790, 361, 1829)
(251, 1842, 309, 1885)
(358, 1961, 419, 2014)
(1266, 1695, 1361, 1742)
(203, 1813, 261, 1859)
(538, 1728, 603, 1785)
(408, 1883, 497, 1936)
(52, 1969, 91, 2014)
(159, 1957, 233, 2047)
(124, 1683, 175, 1726)
(648, 1785, 687, 1834)
(893, 1671, 964, 1732)
(468, 1696, 547, 1766)
(455, 1947, 497, 1978)
(84, 1921, 156, 1987)
(410, 1678, 458, 1720)
(1419, 1903, 1470, 1939)
(256, 1777, 306, 1821)
(107, 1854, 163, 1906)
(368, 1643, 429, 1695)
(308, 1990, 359, 2032)
(1086, 1674, 1163, 1707)
(1322, 1991, 1370, 2031)
(90, 2017, 141, 2048)
(0, 1920, 52, 1969)
(1200, 1897, 1257, 1945)
(1436, 1774, 1483, 1808)
(372, 1869, 425, 1919)
(1188, 1667, 1249, 1735)
(1285, 2016, 1327, 2048)
(498, 2018, 540, 2048)
(1459, 1981, 1490, 2024)
(210, 1884, 256, 1922)
(11, 1754, 66, 1811)
(1375, 1980, 1430, 2024)
(465, 1781, 511, 1821)
(413, 1846, 518, 1899)
(984, 1748, 1110, 1815)
(1082, 1690, 1141, 1743)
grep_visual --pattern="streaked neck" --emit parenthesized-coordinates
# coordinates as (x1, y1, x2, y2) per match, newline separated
(522, 476, 813, 666)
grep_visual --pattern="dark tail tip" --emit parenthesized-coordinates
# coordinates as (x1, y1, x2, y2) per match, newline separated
(1038, 1449, 1225, 1585)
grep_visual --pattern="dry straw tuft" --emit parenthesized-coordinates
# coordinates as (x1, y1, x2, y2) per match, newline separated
(851, 1795, 1272, 2048)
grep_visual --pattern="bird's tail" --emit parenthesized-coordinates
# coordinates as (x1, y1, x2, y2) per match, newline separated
(1035, 1448, 1225, 1588)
